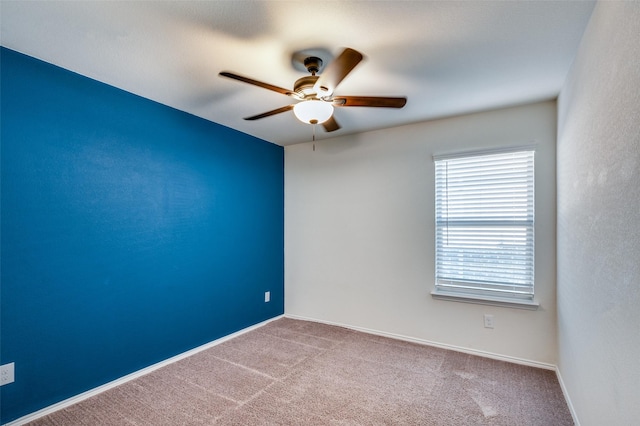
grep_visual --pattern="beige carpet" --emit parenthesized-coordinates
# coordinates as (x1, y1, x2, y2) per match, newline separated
(29, 318, 573, 425)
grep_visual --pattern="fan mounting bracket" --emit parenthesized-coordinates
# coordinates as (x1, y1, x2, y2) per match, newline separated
(291, 48, 333, 74)
(303, 57, 322, 75)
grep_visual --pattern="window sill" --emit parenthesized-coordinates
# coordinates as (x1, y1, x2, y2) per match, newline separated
(430, 290, 540, 310)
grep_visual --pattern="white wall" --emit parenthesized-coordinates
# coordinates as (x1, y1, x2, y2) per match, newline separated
(285, 101, 558, 365)
(557, 2, 640, 425)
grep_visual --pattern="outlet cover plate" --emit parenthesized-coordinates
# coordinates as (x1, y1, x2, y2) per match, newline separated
(483, 314, 494, 329)
(1, 362, 15, 385)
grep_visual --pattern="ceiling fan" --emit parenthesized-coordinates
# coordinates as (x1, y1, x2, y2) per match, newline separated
(219, 48, 407, 132)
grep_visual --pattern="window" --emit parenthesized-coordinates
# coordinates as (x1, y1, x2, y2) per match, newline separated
(433, 148, 537, 308)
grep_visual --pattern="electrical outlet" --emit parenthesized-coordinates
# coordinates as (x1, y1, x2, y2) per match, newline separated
(264, 291, 270, 303)
(1, 362, 15, 386)
(483, 314, 494, 329)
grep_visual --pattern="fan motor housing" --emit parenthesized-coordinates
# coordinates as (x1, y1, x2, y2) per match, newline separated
(293, 75, 319, 98)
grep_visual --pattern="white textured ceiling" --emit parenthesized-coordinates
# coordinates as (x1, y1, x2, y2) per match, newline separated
(1, 1, 595, 146)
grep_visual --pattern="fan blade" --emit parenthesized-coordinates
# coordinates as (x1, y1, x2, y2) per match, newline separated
(244, 105, 294, 121)
(333, 96, 407, 108)
(314, 48, 364, 94)
(245, 105, 293, 121)
(322, 115, 340, 132)
(219, 71, 296, 98)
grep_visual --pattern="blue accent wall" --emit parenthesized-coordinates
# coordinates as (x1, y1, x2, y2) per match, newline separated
(0, 47, 284, 423)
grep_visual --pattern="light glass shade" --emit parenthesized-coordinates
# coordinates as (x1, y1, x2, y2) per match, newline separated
(293, 100, 334, 124)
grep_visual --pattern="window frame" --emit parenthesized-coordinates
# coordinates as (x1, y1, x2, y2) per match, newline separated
(431, 147, 539, 310)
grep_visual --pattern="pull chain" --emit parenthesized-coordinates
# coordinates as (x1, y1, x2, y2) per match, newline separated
(312, 122, 316, 151)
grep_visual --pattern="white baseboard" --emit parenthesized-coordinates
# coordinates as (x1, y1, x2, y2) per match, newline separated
(3, 315, 283, 426)
(555, 367, 580, 426)
(285, 313, 556, 371)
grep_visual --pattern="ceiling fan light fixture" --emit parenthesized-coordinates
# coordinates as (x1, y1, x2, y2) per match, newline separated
(293, 100, 334, 124)
(220, 47, 405, 134)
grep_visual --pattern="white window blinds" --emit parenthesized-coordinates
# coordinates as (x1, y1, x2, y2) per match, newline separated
(434, 149, 535, 301)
